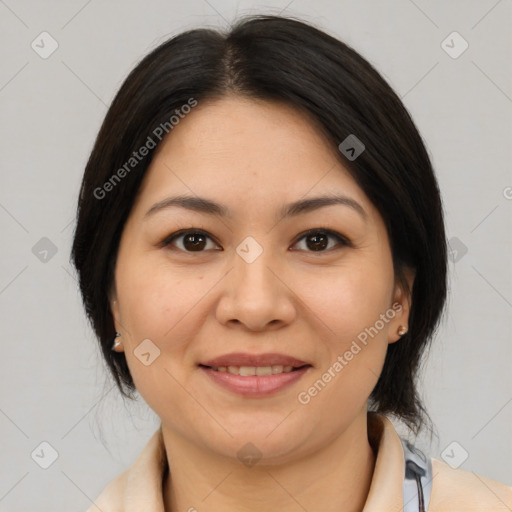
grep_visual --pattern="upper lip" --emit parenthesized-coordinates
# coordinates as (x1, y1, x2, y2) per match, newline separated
(200, 352, 311, 368)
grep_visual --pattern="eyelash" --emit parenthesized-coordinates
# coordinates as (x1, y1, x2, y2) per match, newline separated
(160, 228, 351, 254)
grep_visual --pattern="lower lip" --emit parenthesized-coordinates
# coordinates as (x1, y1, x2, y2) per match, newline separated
(199, 366, 311, 397)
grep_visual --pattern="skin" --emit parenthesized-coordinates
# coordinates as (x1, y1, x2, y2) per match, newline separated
(110, 94, 414, 512)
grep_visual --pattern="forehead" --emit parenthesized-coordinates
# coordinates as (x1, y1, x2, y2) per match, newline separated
(131, 95, 373, 220)
(154, 95, 338, 172)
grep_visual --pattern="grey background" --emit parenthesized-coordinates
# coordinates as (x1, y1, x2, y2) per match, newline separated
(1, 0, 511, 510)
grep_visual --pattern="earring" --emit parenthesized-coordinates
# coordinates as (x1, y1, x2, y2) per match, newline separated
(397, 325, 408, 336)
(112, 332, 122, 351)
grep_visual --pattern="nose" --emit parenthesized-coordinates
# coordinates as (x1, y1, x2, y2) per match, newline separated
(215, 244, 296, 331)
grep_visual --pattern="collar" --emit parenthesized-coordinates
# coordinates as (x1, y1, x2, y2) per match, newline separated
(363, 412, 406, 511)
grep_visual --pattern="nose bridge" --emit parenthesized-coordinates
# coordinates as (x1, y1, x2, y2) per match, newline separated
(233, 234, 278, 296)
(217, 234, 294, 330)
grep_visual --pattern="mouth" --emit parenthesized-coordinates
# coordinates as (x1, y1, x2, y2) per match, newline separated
(198, 363, 311, 376)
(199, 352, 311, 370)
(197, 352, 313, 397)
(197, 353, 313, 397)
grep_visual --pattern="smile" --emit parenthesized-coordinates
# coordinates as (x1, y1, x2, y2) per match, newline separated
(207, 365, 300, 375)
(199, 364, 312, 397)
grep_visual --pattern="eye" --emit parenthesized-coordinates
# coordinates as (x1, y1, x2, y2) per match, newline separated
(161, 229, 221, 252)
(160, 228, 350, 254)
(292, 229, 350, 252)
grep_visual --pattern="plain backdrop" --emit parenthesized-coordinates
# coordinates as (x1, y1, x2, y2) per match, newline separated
(0, 1, 511, 510)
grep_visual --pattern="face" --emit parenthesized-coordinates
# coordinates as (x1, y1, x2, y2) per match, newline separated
(110, 95, 413, 463)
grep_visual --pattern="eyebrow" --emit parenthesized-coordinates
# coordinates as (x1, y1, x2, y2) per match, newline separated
(144, 194, 368, 222)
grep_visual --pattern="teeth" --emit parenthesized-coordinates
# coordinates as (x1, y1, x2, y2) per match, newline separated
(212, 365, 296, 375)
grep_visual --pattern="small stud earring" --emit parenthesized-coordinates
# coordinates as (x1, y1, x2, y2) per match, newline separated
(397, 325, 408, 336)
(112, 332, 122, 351)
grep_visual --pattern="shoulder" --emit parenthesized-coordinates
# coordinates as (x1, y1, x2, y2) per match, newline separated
(85, 469, 129, 512)
(429, 457, 512, 511)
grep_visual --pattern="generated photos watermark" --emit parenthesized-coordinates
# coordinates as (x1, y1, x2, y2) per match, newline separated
(93, 97, 198, 200)
(297, 302, 402, 405)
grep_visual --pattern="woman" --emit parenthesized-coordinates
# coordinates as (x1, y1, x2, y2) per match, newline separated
(71, 14, 512, 512)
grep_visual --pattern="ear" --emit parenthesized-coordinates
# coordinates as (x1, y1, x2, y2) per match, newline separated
(109, 285, 125, 353)
(387, 266, 415, 344)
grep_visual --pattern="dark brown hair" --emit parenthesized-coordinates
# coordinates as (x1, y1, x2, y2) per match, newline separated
(71, 14, 447, 436)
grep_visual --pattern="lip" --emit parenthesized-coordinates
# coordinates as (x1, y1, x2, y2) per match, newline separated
(200, 352, 310, 368)
(199, 365, 311, 397)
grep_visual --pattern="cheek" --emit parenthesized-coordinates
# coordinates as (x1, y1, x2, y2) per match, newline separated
(294, 256, 394, 343)
(114, 254, 222, 396)
(295, 271, 391, 430)
(114, 262, 200, 414)
(116, 255, 207, 342)
(293, 255, 393, 403)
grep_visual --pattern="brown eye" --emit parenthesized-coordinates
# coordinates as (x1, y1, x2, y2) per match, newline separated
(162, 229, 220, 252)
(293, 229, 349, 252)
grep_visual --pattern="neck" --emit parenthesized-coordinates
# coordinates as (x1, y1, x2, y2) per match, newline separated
(162, 411, 377, 512)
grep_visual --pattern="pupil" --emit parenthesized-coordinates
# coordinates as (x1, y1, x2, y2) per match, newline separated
(184, 233, 206, 251)
(307, 232, 328, 251)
